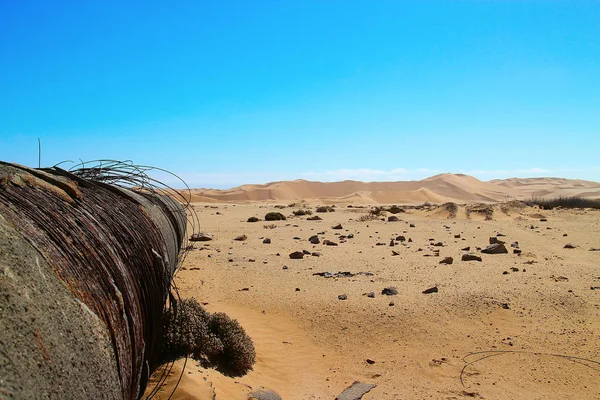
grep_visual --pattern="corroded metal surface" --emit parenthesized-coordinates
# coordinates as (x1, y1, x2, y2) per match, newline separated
(0, 162, 187, 399)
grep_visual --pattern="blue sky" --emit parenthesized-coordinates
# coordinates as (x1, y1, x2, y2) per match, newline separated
(1, 1, 599, 188)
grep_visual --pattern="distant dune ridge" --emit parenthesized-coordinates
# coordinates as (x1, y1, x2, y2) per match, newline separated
(186, 173, 600, 204)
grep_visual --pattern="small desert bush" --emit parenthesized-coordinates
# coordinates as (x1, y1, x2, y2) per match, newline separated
(264, 212, 286, 221)
(370, 206, 386, 216)
(315, 205, 335, 213)
(387, 205, 405, 214)
(530, 196, 600, 210)
(358, 213, 380, 222)
(293, 209, 312, 216)
(160, 298, 255, 376)
(247, 216, 260, 222)
(440, 202, 458, 218)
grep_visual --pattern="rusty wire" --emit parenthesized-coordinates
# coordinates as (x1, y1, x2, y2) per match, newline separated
(0, 160, 199, 399)
(61, 160, 200, 399)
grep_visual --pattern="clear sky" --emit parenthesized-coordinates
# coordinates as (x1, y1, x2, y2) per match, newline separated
(1, 1, 598, 188)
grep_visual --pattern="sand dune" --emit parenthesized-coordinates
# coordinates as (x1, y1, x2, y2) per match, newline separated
(187, 173, 599, 204)
(490, 177, 600, 199)
(190, 173, 523, 204)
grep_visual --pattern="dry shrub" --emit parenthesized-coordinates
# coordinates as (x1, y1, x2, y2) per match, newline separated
(387, 205, 405, 214)
(440, 202, 458, 218)
(293, 209, 312, 216)
(315, 205, 335, 213)
(265, 212, 286, 221)
(160, 298, 256, 376)
(531, 197, 600, 210)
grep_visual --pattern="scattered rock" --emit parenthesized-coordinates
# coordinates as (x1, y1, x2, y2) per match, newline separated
(510, 241, 519, 248)
(389, 239, 395, 247)
(389, 301, 395, 306)
(323, 239, 338, 246)
(552, 275, 569, 282)
(563, 243, 576, 249)
(433, 242, 444, 247)
(338, 294, 348, 300)
(462, 253, 482, 262)
(454, 234, 461, 239)
(422, 286, 438, 294)
(309, 235, 320, 244)
(481, 243, 508, 254)
(289, 251, 304, 259)
(366, 359, 375, 364)
(396, 235, 406, 242)
(461, 246, 471, 251)
(234, 234, 248, 241)
(335, 381, 377, 400)
(513, 249, 522, 254)
(248, 388, 282, 400)
(247, 217, 260, 223)
(590, 248, 600, 252)
(307, 215, 322, 221)
(302, 249, 311, 255)
(347, 234, 354, 239)
(190, 232, 213, 242)
(366, 292, 375, 298)
(489, 237, 504, 244)
(295, 287, 300, 291)
(263, 238, 271, 244)
(282, 265, 288, 270)
(439, 257, 453, 265)
(388, 216, 399, 222)
(409, 223, 415, 228)
(311, 252, 321, 257)
(391, 250, 400, 256)
(332, 224, 343, 230)
(381, 287, 398, 296)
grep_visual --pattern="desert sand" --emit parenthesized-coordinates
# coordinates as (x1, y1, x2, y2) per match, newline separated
(148, 175, 600, 400)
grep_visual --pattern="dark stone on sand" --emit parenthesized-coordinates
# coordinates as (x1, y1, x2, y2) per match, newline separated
(439, 257, 453, 265)
(190, 232, 213, 242)
(338, 294, 347, 300)
(289, 251, 304, 259)
(263, 238, 271, 244)
(381, 287, 398, 296)
(422, 286, 438, 294)
(482, 243, 508, 254)
(462, 253, 482, 262)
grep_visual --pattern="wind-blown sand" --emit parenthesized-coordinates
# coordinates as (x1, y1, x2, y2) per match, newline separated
(148, 175, 600, 399)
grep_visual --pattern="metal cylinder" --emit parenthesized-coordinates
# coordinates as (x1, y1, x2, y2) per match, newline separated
(0, 162, 187, 399)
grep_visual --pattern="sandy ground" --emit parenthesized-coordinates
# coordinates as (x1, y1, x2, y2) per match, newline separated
(148, 202, 600, 400)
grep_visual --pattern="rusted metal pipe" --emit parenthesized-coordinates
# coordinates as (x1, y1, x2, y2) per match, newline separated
(0, 161, 187, 399)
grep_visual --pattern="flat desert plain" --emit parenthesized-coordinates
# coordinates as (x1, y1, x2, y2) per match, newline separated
(149, 176, 600, 400)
